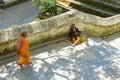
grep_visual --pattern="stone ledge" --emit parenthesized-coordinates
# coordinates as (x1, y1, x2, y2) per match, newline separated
(0, 10, 76, 55)
(75, 10, 120, 26)
(0, 10, 76, 43)
(0, 22, 71, 56)
(57, 2, 120, 26)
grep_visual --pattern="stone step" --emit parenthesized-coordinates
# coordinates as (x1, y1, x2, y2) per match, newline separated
(0, 55, 17, 65)
(100, 0, 120, 5)
(75, 0, 120, 14)
(70, 1, 116, 17)
(94, 0, 120, 13)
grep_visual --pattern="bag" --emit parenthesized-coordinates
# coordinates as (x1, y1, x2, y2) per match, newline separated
(16, 37, 22, 55)
(80, 36, 86, 42)
(16, 49, 21, 55)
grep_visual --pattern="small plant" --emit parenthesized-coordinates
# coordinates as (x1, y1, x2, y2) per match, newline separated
(57, 7, 63, 14)
(35, 18, 40, 21)
(32, 0, 68, 19)
(32, 0, 56, 14)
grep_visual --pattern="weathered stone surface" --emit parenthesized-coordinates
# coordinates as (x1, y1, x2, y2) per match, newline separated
(0, 32, 120, 80)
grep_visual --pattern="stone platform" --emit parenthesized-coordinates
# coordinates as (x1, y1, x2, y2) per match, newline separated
(0, 32, 120, 80)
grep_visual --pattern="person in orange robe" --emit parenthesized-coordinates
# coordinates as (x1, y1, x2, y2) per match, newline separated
(16, 30, 31, 68)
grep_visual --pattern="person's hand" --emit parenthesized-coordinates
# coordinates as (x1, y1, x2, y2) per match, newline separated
(16, 49, 21, 55)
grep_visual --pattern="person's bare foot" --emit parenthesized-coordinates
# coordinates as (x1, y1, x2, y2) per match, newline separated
(86, 39, 89, 46)
(18, 63, 23, 69)
(27, 62, 32, 65)
(29, 62, 32, 64)
(72, 44, 75, 47)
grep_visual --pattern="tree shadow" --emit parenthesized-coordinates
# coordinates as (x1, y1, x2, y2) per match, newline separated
(0, 38, 120, 80)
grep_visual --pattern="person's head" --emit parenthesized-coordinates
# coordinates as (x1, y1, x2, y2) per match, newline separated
(71, 24, 76, 29)
(71, 24, 76, 32)
(21, 30, 27, 37)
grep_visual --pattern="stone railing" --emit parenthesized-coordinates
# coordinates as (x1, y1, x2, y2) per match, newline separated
(0, 9, 120, 55)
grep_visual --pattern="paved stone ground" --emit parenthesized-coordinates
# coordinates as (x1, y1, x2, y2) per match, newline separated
(0, 32, 120, 80)
(0, 0, 39, 30)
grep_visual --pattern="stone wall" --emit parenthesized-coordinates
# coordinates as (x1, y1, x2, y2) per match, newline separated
(74, 11, 120, 37)
(0, 10, 120, 55)
(0, 10, 76, 55)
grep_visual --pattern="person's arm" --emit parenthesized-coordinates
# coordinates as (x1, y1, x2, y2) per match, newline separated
(76, 28, 81, 36)
(68, 29, 72, 37)
(16, 38, 23, 55)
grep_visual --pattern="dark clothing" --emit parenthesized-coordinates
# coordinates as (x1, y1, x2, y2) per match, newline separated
(68, 27, 81, 41)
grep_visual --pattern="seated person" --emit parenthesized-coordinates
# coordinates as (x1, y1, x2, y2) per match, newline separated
(68, 24, 86, 46)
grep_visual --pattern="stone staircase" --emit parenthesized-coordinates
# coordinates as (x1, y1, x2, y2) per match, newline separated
(101, 0, 120, 5)
(60, 0, 120, 18)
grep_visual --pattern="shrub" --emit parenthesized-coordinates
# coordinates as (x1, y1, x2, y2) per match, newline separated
(32, 0, 56, 14)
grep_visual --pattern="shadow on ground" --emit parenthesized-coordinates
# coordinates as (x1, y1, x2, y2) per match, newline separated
(0, 36, 120, 80)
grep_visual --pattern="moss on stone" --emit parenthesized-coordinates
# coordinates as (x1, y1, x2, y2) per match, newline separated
(0, 19, 120, 56)
(29, 22, 70, 47)
(0, 39, 16, 56)
(0, 21, 73, 56)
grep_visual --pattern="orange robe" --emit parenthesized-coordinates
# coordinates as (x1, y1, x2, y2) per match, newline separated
(71, 36, 87, 45)
(16, 36, 30, 65)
